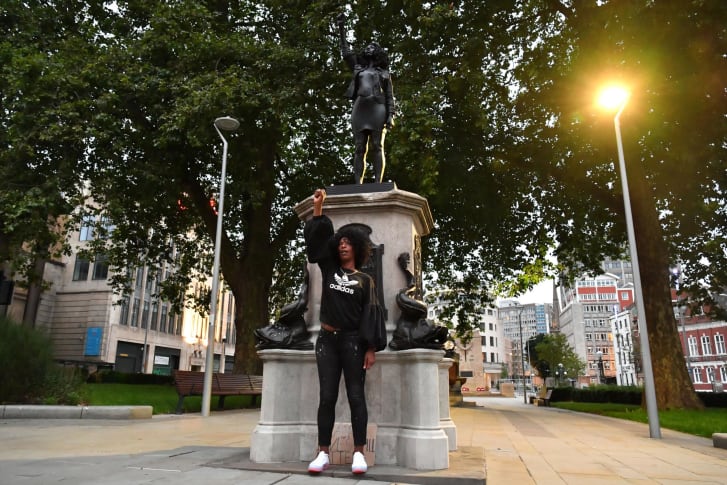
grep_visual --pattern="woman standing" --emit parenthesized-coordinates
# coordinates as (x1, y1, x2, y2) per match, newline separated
(337, 13, 395, 184)
(305, 188, 380, 475)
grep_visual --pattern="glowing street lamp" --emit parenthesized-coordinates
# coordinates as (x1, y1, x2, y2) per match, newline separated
(597, 86, 661, 439)
(202, 116, 240, 417)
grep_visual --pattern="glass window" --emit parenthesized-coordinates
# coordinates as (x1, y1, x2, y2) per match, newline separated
(688, 336, 698, 356)
(119, 298, 129, 326)
(72, 257, 90, 281)
(92, 254, 109, 280)
(150, 302, 158, 331)
(79, 215, 94, 241)
(131, 297, 140, 327)
(706, 367, 715, 383)
(701, 335, 712, 355)
(720, 366, 727, 383)
(692, 367, 702, 383)
(715, 334, 725, 355)
(135, 267, 144, 290)
(98, 216, 114, 239)
(159, 305, 168, 333)
(141, 300, 150, 329)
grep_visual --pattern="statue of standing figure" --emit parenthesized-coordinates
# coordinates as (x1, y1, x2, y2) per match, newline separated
(337, 13, 395, 184)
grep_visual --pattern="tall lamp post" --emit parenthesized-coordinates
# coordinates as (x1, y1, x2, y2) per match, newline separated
(596, 350, 604, 384)
(518, 308, 527, 404)
(202, 116, 240, 417)
(671, 267, 692, 381)
(598, 87, 661, 438)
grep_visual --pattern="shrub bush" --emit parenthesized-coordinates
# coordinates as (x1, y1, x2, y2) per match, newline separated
(0, 316, 88, 404)
(0, 316, 54, 403)
(42, 366, 88, 405)
(550, 385, 642, 405)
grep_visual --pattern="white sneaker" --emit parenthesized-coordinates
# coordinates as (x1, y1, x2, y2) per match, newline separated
(308, 451, 329, 473)
(351, 451, 367, 474)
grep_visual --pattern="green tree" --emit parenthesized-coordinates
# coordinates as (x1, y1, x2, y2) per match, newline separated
(530, 334, 585, 385)
(0, 1, 104, 323)
(500, 0, 726, 409)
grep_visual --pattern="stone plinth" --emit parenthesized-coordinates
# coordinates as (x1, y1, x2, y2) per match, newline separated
(250, 186, 452, 470)
(250, 348, 451, 470)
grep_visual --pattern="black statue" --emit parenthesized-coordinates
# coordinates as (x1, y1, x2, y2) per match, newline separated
(254, 265, 314, 350)
(389, 253, 449, 351)
(337, 13, 395, 184)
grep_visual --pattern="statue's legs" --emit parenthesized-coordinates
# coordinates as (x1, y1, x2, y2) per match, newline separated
(371, 129, 386, 183)
(353, 131, 370, 184)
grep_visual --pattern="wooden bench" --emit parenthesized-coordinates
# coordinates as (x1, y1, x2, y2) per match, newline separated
(173, 370, 262, 414)
(536, 389, 553, 407)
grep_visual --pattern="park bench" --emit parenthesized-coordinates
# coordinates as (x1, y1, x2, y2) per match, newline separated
(173, 370, 263, 414)
(536, 389, 553, 407)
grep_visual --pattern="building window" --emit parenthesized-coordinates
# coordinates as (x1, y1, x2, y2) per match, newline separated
(119, 298, 129, 326)
(159, 305, 168, 333)
(490, 336, 495, 346)
(688, 336, 698, 356)
(692, 368, 702, 383)
(92, 254, 109, 280)
(72, 257, 90, 281)
(720, 366, 727, 383)
(98, 216, 114, 239)
(79, 215, 94, 241)
(701, 335, 712, 355)
(150, 301, 158, 331)
(131, 297, 140, 327)
(706, 367, 716, 383)
(715, 334, 725, 355)
(141, 300, 150, 329)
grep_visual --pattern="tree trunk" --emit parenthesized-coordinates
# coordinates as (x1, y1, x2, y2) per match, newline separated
(626, 132, 703, 410)
(228, 136, 277, 375)
(22, 257, 47, 327)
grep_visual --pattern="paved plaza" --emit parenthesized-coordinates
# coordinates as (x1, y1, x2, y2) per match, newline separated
(1, 396, 725, 484)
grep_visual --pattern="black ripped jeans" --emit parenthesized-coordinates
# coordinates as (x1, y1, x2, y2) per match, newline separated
(315, 328, 368, 447)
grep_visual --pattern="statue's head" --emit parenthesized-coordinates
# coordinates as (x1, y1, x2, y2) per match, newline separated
(360, 42, 389, 69)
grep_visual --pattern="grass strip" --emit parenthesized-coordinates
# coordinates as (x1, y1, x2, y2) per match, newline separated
(85, 383, 259, 415)
(552, 401, 726, 439)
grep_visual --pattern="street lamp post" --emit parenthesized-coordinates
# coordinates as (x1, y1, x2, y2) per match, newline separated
(202, 116, 240, 417)
(671, 267, 693, 381)
(598, 87, 661, 438)
(518, 308, 527, 404)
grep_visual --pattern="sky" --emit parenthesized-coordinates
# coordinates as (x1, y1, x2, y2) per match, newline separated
(506, 279, 555, 305)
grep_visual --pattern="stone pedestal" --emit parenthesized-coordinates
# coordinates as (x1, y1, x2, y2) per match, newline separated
(249, 185, 454, 470)
(250, 349, 451, 469)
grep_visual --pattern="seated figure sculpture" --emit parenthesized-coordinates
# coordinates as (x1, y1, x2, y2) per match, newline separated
(255, 265, 314, 350)
(389, 253, 449, 350)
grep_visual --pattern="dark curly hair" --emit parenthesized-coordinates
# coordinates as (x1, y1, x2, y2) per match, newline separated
(328, 224, 372, 269)
(359, 42, 389, 69)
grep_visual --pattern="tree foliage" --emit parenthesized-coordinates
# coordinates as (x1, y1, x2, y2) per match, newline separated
(528, 333, 585, 383)
(0, 1, 103, 284)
